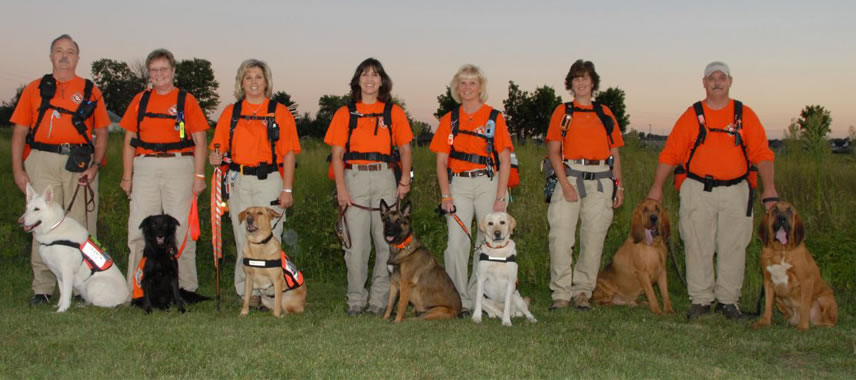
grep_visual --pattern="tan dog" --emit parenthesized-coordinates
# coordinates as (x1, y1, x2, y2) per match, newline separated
(472, 212, 537, 326)
(753, 201, 837, 330)
(593, 199, 674, 315)
(239, 207, 306, 317)
(380, 199, 461, 322)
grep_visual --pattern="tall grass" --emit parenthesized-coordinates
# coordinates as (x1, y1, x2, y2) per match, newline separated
(1, 130, 854, 378)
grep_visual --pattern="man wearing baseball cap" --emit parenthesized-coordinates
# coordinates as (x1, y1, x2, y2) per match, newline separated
(646, 61, 778, 321)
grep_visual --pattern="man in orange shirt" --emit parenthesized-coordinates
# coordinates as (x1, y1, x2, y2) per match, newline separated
(647, 61, 778, 320)
(325, 58, 412, 316)
(10, 34, 110, 305)
(545, 60, 624, 311)
(120, 49, 208, 297)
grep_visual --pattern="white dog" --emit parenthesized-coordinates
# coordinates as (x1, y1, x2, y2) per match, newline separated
(18, 184, 128, 312)
(472, 212, 537, 326)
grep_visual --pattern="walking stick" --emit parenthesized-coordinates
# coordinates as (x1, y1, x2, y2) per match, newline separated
(211, 144, 228, 311)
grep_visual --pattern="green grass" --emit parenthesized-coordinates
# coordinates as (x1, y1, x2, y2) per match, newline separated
(1, 129, 855, 378)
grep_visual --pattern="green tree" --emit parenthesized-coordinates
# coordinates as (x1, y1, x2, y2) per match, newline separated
(0, 85, 25, 127)
(502, 81, 528, 138)
(503, 81, 561, 139)
(594, 87, 630, 133)
(524, 85, 562, 138)
(315, 94, 351, 128)
(91, 58, 146, 114)
(272, 91, 299, 119)
(796, 105, 832, 156)
(174, 58, 220, 118)
(434, 86, 457, 120)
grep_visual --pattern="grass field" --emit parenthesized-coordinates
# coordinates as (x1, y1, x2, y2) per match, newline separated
(1, 130, 854, 378)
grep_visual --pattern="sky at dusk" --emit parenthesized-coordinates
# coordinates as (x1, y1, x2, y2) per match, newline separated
(1, 0, 854, 137)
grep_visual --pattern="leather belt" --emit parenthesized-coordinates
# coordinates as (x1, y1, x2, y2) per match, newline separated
(566, 158, 603, 166)
(141, 152, 194, 158)
(345, 163, 392, 171)
(452, 169, 490, 178)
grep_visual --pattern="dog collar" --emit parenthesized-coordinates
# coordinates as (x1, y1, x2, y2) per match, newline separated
(479, 253, 516, 262)
(47, 214, 66, 232)
(250, 233, 275, 245)
(393, 235, 413, 249)
(484, 241, 509, 249)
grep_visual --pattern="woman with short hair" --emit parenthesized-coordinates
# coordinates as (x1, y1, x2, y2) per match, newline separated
(429, 64, 514, 315)
(546, 59, 624, 311)
(209, 59, 301, 302)
(120, 48, 209, 298)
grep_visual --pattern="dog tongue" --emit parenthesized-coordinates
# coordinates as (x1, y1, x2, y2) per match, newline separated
(645, 229, 654, 245)
(776, 227, 788, 245)
(386, 236, 394, 242)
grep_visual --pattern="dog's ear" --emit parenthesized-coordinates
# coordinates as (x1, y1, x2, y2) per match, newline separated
(630, 205, 645, 244)
(757, 209, 771, 246)
(267, 207, 282, 220)
(167, 214, 180, 228)
(792, 208, 805, 246)
(401, 201, 412, 219)
(139, 216, 151, 231)
(42, 185, 54, 204)
(26, 183, 36, 202)
(507, 213, 517, 235)
(238, 209, 248, 223)
(379, 199, 390, 215)
(478, 214, 488, 234)
(659, 206, 671, 242)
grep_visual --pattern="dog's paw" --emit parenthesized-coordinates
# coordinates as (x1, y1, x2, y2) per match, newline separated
(145, 307, 153, 315)
(528, 316, 538, 323)
(502, 319, 512, 327)
(240, 309, 249, 317)
(472, 315, 482, 323)
(179, 307, 186, 314)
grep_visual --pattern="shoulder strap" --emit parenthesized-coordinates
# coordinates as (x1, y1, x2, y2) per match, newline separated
(385, 103, 394, 155)
(344, 103, 358, 157)
(136, 90, 153, 129)
(228, 100, 243, 155)
(592, 101, 615, 145)
(268, 99, 279, 167)
(30, 74, 57, 140)
(685, 101, 709, 174)
(176, 89, 187, 121)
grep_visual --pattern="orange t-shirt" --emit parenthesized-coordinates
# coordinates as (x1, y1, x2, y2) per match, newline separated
(120, 88, 209, 155)
(323, 102, 413, 165)
(430, 104, 514, 173)
(10, 75, 110, 144)
(209, 99, 301, 166)
(659, 99, 774, 180)
(545, 101, 624, 160)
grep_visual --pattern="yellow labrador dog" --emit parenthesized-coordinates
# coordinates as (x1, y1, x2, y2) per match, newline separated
(472, 212, 537, 326)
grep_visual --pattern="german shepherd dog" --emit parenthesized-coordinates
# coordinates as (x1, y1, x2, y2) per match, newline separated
(380, 199, 461, 322)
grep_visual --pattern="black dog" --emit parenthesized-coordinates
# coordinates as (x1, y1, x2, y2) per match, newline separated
(133, 214, 209, 314)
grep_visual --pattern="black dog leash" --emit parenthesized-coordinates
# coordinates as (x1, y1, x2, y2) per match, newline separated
(336, 199, 399, 249)
(65, 181, 95, 227)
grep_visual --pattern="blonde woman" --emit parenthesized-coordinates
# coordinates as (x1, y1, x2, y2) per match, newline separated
(429, 64, 514, 315)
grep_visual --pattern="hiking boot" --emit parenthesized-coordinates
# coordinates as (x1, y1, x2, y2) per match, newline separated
(458, 309, 472, 318)
(715, 303, 746, 320)
(30, 294, 51, 306)
(347, 306, 364, 317)
(549, 299, 569, 311)
(686, 303, 712, 320)
(366, 306, 386, 316)
(572, 293, 591, 311)
(248, 295, 268, 311)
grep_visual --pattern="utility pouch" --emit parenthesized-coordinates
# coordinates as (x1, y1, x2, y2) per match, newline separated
(257, 163, 269, 180)
(65, 145, 92, 172)
(544, 175, 558, 203)
(541, 156, 555, 179)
